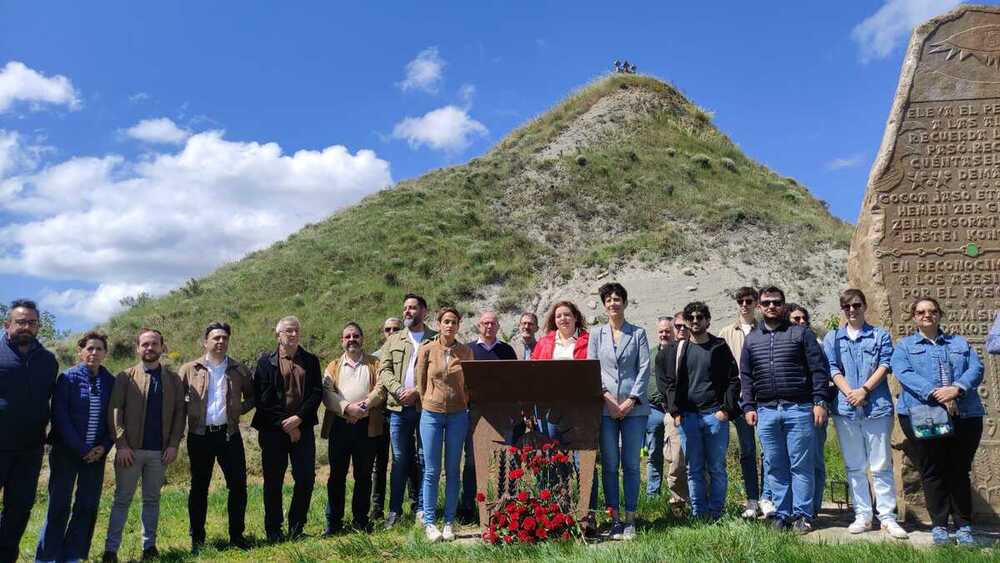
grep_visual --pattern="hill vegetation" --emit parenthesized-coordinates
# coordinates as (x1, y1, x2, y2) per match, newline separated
(93, 74, 851, 369)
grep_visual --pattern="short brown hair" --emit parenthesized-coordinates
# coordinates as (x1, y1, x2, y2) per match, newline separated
(733, 286, 757, 302)
(77, 331, 108, 350)
(543, 301, 586, 333)
(910, 297, 945, 319)
(437, 307, 462, 322)
(136, 327, 164, 346)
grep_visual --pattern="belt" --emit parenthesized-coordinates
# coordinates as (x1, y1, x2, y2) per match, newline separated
(205, 424, 228, 433)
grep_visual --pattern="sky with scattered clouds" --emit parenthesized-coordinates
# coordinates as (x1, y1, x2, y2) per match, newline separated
(0, 0, 975, 329)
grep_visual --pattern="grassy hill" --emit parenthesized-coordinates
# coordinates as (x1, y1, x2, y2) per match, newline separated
(93, 74, 851, 369)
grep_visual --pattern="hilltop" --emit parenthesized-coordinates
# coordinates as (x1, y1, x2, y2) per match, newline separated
(94, 74, 852, 368)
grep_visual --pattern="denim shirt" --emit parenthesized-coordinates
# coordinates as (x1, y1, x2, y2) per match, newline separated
(890, 331, 984, 418)
(988, 311, 1000, 355)
(822, 323, 894, 420)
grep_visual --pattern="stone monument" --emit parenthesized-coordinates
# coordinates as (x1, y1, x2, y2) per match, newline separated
(850, 3, 1000, 523)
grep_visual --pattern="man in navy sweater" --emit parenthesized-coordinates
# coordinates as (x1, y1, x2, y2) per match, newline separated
(739, 286, 829, 534)
(0, 299, 58, 563)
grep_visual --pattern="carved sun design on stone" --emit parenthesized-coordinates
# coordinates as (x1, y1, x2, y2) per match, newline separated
(929, 24, 1000, 69)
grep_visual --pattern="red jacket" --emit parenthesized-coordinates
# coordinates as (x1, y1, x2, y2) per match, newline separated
(531, 330, 590, 360)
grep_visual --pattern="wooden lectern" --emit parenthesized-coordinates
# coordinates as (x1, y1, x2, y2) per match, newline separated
(462, 359, 603, 527)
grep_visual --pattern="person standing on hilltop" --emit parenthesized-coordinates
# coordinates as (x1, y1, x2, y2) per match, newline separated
(178, 322, 255, 551)
(379, 294, 436, 529)
(740, 286, 829, 534)
(0, 299, 58, 563)
(718, 287, 766, 518)
(508, 311, 539, 360)
(102, 328, 185, 562)
(589, 283, 650, 541)
(35, 332, 113, 563)
(251, 316, 323, 543)
(370, 316, 401, 523)
(321, 322, 385, 535)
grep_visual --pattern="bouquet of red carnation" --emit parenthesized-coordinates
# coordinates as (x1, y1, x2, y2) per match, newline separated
(477, 442, 582, 545)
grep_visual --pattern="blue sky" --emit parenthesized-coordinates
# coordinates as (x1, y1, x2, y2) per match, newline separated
(0, 0, 972, 330)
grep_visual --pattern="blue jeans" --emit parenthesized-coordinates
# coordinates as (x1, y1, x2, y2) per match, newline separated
(757, 402, 815, 520)
(678, 412, 729, 519)
(388, 406, 423, 515)
(813, 419, 827, 516)
(645, 407, 666, 496)
(420, 410, 469, 525)
(599, 415, 645, 514)
(35, 445, 106, 562)
(732, 415, 760, 501)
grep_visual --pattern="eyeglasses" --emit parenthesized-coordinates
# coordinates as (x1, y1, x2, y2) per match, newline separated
(383, 326, 401, 334)
(841, 303, 864, 311)
(760, 299, 784, 308)
(11, 319, 39, 327)
(673, 324, 688, 331)
(789, 316, 808, 324)
(686, 314, 707, 322)
(342, 334, 362, 341)
(737, 298, 755, 306)
(914, 309, 939, 317)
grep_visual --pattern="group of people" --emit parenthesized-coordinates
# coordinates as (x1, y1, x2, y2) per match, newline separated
(613, 60, 637, 74)
(0, 283, 998, 561)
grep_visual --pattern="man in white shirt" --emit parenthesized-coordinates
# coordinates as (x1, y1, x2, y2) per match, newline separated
(178, 322, 254, 551)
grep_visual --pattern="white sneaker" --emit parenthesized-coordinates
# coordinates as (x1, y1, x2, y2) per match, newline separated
(416, 510, 424, 523)
(882, 519, 909, 539)
(383, 512, 399, 530)
(619, 523, 636, 541)
(759, 499, 776, 518)
(848, 517, 872, 534)
(425, 524, 442, 542)
(442, 524, 455, 541)
(741, 499, 759, 519)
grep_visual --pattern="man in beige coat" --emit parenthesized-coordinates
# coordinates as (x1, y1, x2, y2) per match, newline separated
(102, 329, 185, 562)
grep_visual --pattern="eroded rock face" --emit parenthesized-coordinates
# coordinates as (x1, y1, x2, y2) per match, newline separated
(850, 4, 1000, 523)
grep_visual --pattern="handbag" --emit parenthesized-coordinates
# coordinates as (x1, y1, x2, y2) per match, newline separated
(908, 402, 954, 439)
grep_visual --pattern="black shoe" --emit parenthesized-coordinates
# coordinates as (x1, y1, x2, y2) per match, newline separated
(370, 511, 384, 522)
(266, 532, 285, 544)
(192, 538, 205, 553)
(793, 517, 813, 535)
(101, 552, 118, 563)
(141, 546, 160, 560)
(323, 525, 342, 537)
(352, 521, 373, 534)
(768, 516, 791, 531)
(230, 536, 250, 550)
(287, 527, 308, 540)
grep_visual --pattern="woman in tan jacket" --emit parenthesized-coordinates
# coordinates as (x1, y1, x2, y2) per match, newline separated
(415, 307, 473, 542)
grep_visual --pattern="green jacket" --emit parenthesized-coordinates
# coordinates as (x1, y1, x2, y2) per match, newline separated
(377, 326, 438, 412)
(648, 344, 666, 408)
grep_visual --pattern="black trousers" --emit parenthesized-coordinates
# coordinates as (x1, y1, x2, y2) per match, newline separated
(259, 427, 316, 538)
(370, 426, 389, 518)
(187, 429, 248, 542)
(0, 446, 43, 563)
(326, 418, 376, 530)
(899, 414, 983, 528)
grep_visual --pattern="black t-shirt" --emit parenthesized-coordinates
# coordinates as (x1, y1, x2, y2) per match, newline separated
(684, 340, 720, 413)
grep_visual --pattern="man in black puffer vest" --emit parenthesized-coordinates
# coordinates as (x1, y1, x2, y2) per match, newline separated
(0, 299, 58, 563)
(739, 286, 829, 534)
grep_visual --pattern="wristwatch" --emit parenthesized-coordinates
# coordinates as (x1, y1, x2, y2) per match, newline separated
(813, 399, 829, 410)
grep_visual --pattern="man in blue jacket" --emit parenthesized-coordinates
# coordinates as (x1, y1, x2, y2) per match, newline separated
(0, 299, 59, 563)
(739, 287, 829, 533)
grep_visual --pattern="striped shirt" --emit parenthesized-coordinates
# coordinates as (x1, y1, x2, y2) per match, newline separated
(85, 378, 101, 448)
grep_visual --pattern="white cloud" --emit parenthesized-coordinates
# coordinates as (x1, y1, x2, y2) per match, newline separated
(826, 153, 865, 171)
(398, 47, 445, 94)
(852, 0, 961, 62)
(124, 117, 191, 144)
(128, 92, 150, 103)
(0, 61, 80, 113)
(0, 130, 393, 322)
(0, 129, 51, 181)
(392, 106, 488, 152)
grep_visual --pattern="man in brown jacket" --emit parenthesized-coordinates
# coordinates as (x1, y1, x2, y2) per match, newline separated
(321, 322, 386, 535)
(102, 329, 185, 563)
(178, 322, 254, 551)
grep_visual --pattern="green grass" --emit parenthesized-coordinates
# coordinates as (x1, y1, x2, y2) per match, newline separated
(75, 73, 853, 372)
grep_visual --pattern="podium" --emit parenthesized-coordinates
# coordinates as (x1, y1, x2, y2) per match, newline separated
(462, 359, 603, 527)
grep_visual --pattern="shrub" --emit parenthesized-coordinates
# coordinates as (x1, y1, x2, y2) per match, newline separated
(720, 157, 737, 172)
(690, 153, 711, 168)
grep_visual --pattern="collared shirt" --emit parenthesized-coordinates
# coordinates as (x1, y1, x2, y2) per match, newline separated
(142, 367, 164, 451)
(476, 337, 498, 352)
(553, 331, 578, 360)
(890, 330, 985, 417)
(823, 323, 893, 419)
(204, 356, 228, 426)
(519, 341, 535, 360)
(403, 330, 425, 389)
(336, 353, 372, 408)
(280, 350, 305, 414)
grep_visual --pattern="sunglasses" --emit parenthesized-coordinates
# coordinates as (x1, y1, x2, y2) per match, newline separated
(841, 302, 864, 311)
(914, 309, 939, 317)
(760, 299, 784, 308)
(383, 326, 401, 334)
(673, 324, 688, 331)
(737, 298, 755, 306)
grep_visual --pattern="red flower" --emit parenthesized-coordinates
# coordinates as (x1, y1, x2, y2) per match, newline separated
(517, 491, 529, 502)
(497, 514, 508, 526)
(509, 468, 525, 480)
(548, 502, 559, 513)
(522, 517, 536, 530)
(605, 507, 615, 518)
(565, 515, 575, 526)
(542, 442, 554, 450)
(508, 518, 520, 532)
(539, 489, 552, 500)
(561, 530, 571, 541)
(536, 527, 549, 539)
(476, 492, 486, 503)
(517, 530, 529, 543)
(509, 446, 519, 454)
(503, 535, 514, 544)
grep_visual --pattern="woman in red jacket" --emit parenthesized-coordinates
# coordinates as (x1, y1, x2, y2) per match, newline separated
(531, 301, 589, 359)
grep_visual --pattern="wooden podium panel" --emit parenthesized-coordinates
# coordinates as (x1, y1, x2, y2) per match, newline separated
(462, 359, 603, 526)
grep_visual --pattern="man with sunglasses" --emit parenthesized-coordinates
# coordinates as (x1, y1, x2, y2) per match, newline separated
(655, 313, 689, 509)
(739, 286, 829, 534)
(370, 317, 401, 522)
(178, 322, 254, 551)
(0, 299, 58, 563)
(321, 322, 385, 535)
(718, 287, 768, 518)
(659, 303, 740, 520)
